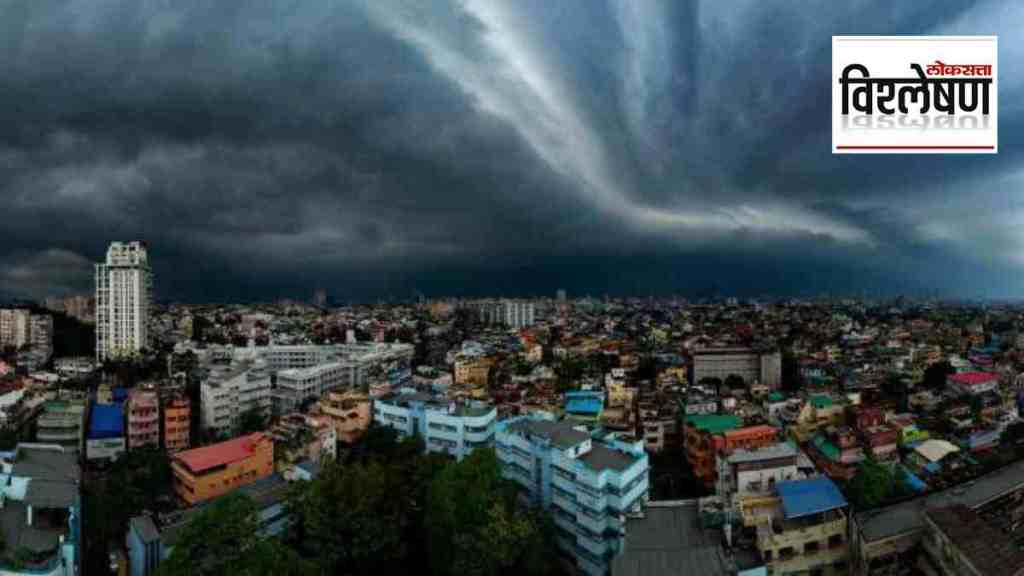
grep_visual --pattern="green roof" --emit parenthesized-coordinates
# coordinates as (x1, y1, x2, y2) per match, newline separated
(810, 394, 833, 409)
(768, 392, 786, 402)
(812, 434, 840, 461)
(685, 414, 741, 435)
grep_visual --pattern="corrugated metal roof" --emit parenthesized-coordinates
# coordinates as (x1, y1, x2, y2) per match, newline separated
(776, 476, 848, 519)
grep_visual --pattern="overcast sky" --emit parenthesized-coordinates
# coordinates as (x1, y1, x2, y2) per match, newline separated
(1, 0, 1022, 302)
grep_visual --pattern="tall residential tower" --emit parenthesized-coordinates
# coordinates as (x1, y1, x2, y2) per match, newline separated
(95, 241, 151, 361)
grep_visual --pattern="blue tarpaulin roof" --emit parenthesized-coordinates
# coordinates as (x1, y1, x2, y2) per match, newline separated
(776, 476, 848, 519)
(565, 391, 603, 415)
(112, 387, 129, 402)
(88, 402, 125, 439)
(899, 466, 927, 493)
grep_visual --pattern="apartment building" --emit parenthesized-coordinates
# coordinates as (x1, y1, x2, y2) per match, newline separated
(373, 391, 496, 460)
(476, 300, 536, 328)
(683, 414, 740, 488)
(312, 391, 371, 444)
(495, 414, 650, 576)
(36, 398, 86, 451)
(200, 359, 272, 438)
(95, 241, 152, 361)
(29, 314, 53, 361)
(127, 388, 160, 450)
(162, 395, 191, 453)
(0, 308, 31, 348)
(86, 401, 126, 462)
(171, 433, 274, 506)
(274, 361, 359, 414)
(453, 357, 493, 387)
(739, 476, 849, 575)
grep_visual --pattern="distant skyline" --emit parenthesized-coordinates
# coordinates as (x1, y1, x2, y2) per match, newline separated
(2, 1, 1023, 302)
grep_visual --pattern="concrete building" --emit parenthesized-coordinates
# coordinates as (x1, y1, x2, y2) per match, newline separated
(312, 391, 371, 444)
(199, 359, 272, 438)
(476, 300, 536, 328)
(495, 413, 650, 576)
(29, 314, 53, 362)
(921, 505, 1024, 576)
(692, 347, 781, 388)
(162, 395, 191, 453)
(36, 399, 86, 452)
(850, 457, 1024, 575)
(0, 444, 80, 576)
(273, 361, 360, 414)
(373, 391, 496, 460)
(171, 433, 274, 506)
(95, 241, 152, 361)
(739, 476, 849, 575)
(0, 308, 31, 348)
(127, 388, 160, 450)
(453, 357, 493, 387)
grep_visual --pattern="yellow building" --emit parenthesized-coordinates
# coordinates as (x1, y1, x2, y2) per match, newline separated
(454, 357, 493, 387)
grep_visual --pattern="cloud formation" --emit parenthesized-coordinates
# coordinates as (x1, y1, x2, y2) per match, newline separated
(0, 0, 1021, 301)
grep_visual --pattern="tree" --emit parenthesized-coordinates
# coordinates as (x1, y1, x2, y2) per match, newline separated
(425, 448, 558, 576)
(155, 493, 316, 576)
(238, 407, 268, 434)
(844, 459, 900, 510)
(922, 361, 955, 390)
(723, 374, 745, 391)
(1003, 421, 1024, 446)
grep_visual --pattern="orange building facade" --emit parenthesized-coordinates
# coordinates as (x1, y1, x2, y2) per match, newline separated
(163, 395, 191, 453)
(685, 416, 778, 488)
(171, 432, 274, 506)
(313, 391, 371, 444)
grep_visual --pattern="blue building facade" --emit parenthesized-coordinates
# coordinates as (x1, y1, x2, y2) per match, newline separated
(495, 413, 649, 576)
(373, 390, 496, 460)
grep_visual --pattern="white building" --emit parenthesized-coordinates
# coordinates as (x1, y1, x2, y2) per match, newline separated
(95, 241, 152, 361)
(200, 359, 272, 438)
(0, 308, 31, 348)
(29, 314, 54, 362)
(274, 361, 360, 414)
(373, 391, 496, 460)
(495, 414, 650, 576)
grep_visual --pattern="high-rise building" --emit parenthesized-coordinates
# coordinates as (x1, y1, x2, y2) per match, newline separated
(95, 241, 152, 361)
(0, 309, 31, 348)
(502, 300, 536, 328)
(29, 314, 53, 361)
(557, 289, 567, 302)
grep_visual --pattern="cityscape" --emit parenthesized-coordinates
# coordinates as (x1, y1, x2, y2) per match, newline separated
(3, 2, 1024, 576)
(3, 241, 1024, 575)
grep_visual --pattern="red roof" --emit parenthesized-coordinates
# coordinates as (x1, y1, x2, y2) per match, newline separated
(174, 432, 268, 473)
(947, 372, 999, 387)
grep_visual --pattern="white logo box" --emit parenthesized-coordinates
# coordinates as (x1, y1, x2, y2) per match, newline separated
(832, 36, 997, 154)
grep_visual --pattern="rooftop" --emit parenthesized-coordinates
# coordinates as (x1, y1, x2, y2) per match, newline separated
(685, 414, 741, 435)
(505, 418, 590, 450)
(926, 505, 1024, 576)
(578, 442, 638, 473)
(776, 476, 848, 520)
(948, 372, 999, 386)
(855, 456, 1024, 543)
(173, 433, 268, 474)
(87, 402, 124, 439)
(727, 442, 799, 464)
(611, 502, 729, 576)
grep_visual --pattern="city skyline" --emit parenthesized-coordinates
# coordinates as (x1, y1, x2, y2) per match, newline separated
(2, 1, 1023, 302)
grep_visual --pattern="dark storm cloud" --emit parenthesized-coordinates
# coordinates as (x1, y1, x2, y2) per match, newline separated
(0, 0, 1021, 301)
